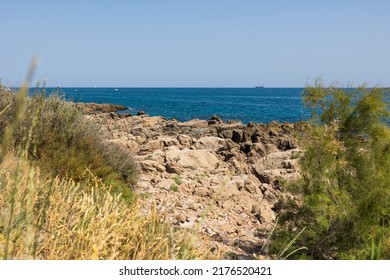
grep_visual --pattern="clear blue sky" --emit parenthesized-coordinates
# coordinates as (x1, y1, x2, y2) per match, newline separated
(1, 0, 389, 87)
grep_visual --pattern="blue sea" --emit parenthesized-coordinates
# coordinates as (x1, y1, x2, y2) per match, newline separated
(50, 87, 309, 124)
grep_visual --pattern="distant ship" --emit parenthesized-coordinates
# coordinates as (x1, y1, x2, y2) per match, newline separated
(255, 85, 265, 88)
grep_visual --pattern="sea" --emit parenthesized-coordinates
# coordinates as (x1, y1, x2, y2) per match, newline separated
(46, 87, 310, 124)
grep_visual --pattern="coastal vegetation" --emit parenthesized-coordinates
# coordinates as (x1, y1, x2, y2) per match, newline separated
(0, 83, 208, 259)
(271, 81, 390, 259)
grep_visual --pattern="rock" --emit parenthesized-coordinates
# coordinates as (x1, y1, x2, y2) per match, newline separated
(109, 112, 119, 119)
(177, 134, 193, 147)
(74, 102, 128, 113)
(220, 199, 236, 210)
(276, 137, 297, 150)
(150, 149, 166, 165)
(264, 144, 279, 154)
(155, 178, 176, 190)
(142, 139, 162, 152)
(252, 168, 282, 184)
(165, 148, 220, 172)
(160, 137, 179, 147)
(142, 116, 164, 127)
(281, 123, 294, 132)
(248, 143, 267, 158)
(137, 111, 146, 116)
(118, 113, 133, 118)
(194, 136, 226, 152)
(253, 149, 301, 170)
(237, 194, 255, 214)
(219, 129, 233, 139)
(179, 220, 195, 229)
(240, 142, 252, 154)
(251, 131, 263, 143)
(176, 212, 187, 223)
(268, 129, 279, 137)
(232, 130, 243, 143)
(212, 233, 223, 242)
(178, 119, 208, 128)
(252, 202, 275, 225)
(208, 115, 223, 125)
(140, 160, 166, 173)
(193, 186, 213, 197)
(244, 175, 262, 195)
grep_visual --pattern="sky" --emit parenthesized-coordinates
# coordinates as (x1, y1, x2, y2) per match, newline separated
(1, 0, 389, 87)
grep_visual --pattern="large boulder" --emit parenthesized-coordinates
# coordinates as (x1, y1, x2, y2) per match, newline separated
(165, 148, 220, 173)
(177, 119, 208, 128)
(253, 149, 301, 170)
(140, 160, 166, 173)
(194, 136, 227, 152)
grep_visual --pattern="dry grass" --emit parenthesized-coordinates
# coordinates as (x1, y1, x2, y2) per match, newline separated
(0, 153, 209, 260)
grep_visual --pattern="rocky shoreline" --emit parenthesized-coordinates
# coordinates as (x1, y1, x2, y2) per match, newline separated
(79, 103, 305, 259)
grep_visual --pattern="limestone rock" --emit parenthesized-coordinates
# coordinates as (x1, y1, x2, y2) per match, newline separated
(252, 202, 275, 225)
(140, 160, 166, 173)
(178, 119, 208, 128)
(194, 136, 227, 152)
(165, 148, 220, 172)
(177, 134, 193, 147)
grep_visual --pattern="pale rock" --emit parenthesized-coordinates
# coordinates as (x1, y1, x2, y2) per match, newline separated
(252, 202, 275, 225)
(155, 178, 176, 190)
(151, 149, 166, 165)
(142, 116, 163, 127)
(178, 119, 208, 128)
(140, 160, 166, 173)
(176, 212, 187, 223)
(220, 199, 235, 210)
(180, 220, 195, 229)
(160, 137, 179, 147)
(263, 144, 279, 154)
(193, 186, 213, 197)
(237, 194, 255, 214)
(142, 139, 162, 152)
(165, 148, 220, 172)
(177, 134, 193, 147)
(248, 143, 267, 158)
(194, 136, 226, 152)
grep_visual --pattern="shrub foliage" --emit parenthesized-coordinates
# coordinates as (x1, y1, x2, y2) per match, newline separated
(272, 81, 390, 259)
(0, 86, 138, 201)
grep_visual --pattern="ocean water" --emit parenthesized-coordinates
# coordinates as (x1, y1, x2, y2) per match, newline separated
(49, 87, 309, 124)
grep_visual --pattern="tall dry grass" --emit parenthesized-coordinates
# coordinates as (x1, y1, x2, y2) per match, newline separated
(0, 154, 207, 259)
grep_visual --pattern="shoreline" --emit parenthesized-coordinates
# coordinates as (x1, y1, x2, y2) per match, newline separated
(74, 101, 308, 127)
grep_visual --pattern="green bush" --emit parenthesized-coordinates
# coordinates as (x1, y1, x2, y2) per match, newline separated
(0, 86, 139, 202)
(271, 81, 390, 259)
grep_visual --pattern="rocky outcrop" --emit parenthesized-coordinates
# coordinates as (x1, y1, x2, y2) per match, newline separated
(73, 102, 128, 113)
(84, 107, 304, 259)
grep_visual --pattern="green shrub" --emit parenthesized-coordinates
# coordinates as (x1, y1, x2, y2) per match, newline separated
(173, 175, 183, 185)
(170, 184, 179, 192)
(0, 86, 138, 202)
(271, 81, 390, 259)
